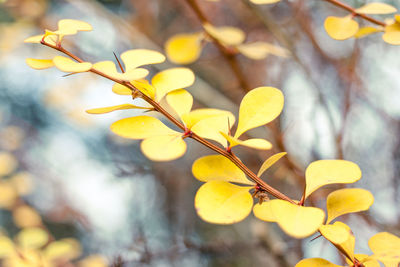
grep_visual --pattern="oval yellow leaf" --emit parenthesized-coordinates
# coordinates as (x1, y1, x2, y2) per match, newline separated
(237, 42, 289, 60)
(192, 155, 254, 185)
(165, 33, 204, 64)
(56, 19, 92, 35)
(195, 181, 253, 224)
(166, 89, 193, 120)
(17, 227, 49, 249)
(234, 86, 284, 138)
(383, 22, 400, 45)
(110, 116, 177, 139)
(305, 160, 362, 199)
(26, 58, 54, 70)
(120, 49, 165, 71)
(345, 254, 380, 267)
(191, 114, 234, 146)
(257, 152, 287, 177)
(182, 108, 235, 129)
(355, 3, 397, 15)
(86, 104, 150, 114)
(53, 56, 92, 73)
(253, 201, 277, 222)
(152, 68, 195, 101)
(112, 83, 131, 95)
(24, 34, 57, 45)
(132, 80, 156, 99)
(13, 205, 42, 228)
(334, 221, 356, 261)
(203, 23, 245, 46)
(220, 132, 272, 150)
(141, 134, 186, 161)
(324, 16, 359, 40)
(319, 223, 350, 245)
(295, 258, 342, 267)
(369, 232, 400, 266)
(326, 188, 374, 224)
(354, 26, 382, 38)
(44, 238, 82, 261)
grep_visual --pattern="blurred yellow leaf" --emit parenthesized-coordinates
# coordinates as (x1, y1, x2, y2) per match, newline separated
(195, 181, 253, 224)
(369, 232, 400, 267)
(237, 42, 289, 60)
(55, 19, 92, 35)
(165, 33, 204, 64)
(25, 58, 54, 70)
(326, 188, 374, 224)
(220, 132, 272, 150)
(53, 56, 92, 73)
(141, 134, 186, 161)
(253, 199, 325, 238)
(203, 23, 245, 46)
(355, 3, 397, 15)
(93, 61, 149, 81)
(319, 223, 350, 245)
(13, 205, 42, 228)
(112, 83, 131, 95)
(355, 26, 382, 38)
(3, 249, 45, 267)
(0, 152, 18, 176)
(10, 172, 34, 196)
(0, 182, 17, 209)
(250, 0, 281, 4)
(0, 236, 15, 258)
(191, 114, 234, 146)
(110, 116, 178, 139)
(86, 104, 150, 114)
(234, 87, 284, 138)
(120, 49, 165, 71)
(192, 155, 254, 185)
(24, 34, 57, 45)
(78, 255, 108, 267)
(383, 21, 400, 45)
(152, 68, 195, 101)
(304, 160, 361, 199)
(257, 152, 287, 177)
(295, 258, 342, 267)
(44, 238, 82, 261)
(17, 227, 49, 249)
(324, 16, 359, 40)
(182, 108, 234, 129)
(166, 89, 193, 120)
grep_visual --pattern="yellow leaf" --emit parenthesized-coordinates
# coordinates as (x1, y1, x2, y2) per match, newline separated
(220, 132, 272, 150)
(152, 67, 195, 101)
(192, 155, 254, 185)
(345, 254, 380, 267)
(78, 255, 108, 267)
(324, 16, 359, 40)
(182, 108, 235, 129)
(56, 19, 92, 35)
(304, 160, 361, 199)
(110, 116, 178, 139)
(24, 34, 57, 45)
(253, 200, 325, 238)
(93, 61, 149, 81)
(166, 89, 193, 120)
(141, 134, 186, 161)
(252, 201, 277, 222)
(17, 227, 49, 249)
(44, 238, 82, 261)
(165, 33, 204, 64)
(10, 172, 34, 196)
(112, 83, 131, 95)
(354, 26, 382, 38)
(319, 223, 350, 245)
(203, 23, 245, 46)
(249, 0, 281, 4)
(191, 114, 234, 146)
(86, 104, 150, 114)
(369, 232, 400, 266)
(295, 258, 342, 267)
(355, 3, 397, 15)
(326, 188, 374, 224)
(26, 58, 54, 70)
(13, 205, 42, 228)
(195, 181, 253, 224)
(257, 152, 287, 177)
(237, 42, 289, 60)
(0, 152, 18, 176)
(383, 21, 400, 45)
(132, 80, 156, 99)
(120, 49, 165, 71)
(0, 236, 15, 258)
(53, 56, 92, 73)
(0, 182, 17, 209)
(234, 86, 284, 138)
(334, 221, 355, 261)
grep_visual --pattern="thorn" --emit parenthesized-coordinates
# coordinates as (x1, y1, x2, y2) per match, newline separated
(62, 72, 78, 77)
(114, 52, 125, 73)
(309, 234, 322, 242)
(227, 117, 232, 136)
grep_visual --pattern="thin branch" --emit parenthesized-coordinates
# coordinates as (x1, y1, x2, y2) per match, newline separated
(322, 0, 386, 27)
(42, 41, 295, 204)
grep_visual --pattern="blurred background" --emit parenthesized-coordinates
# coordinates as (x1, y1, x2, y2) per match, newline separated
(0, 0, 400, 266)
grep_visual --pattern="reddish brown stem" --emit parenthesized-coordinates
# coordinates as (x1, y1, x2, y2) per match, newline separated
(43, 41, 294, 204)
